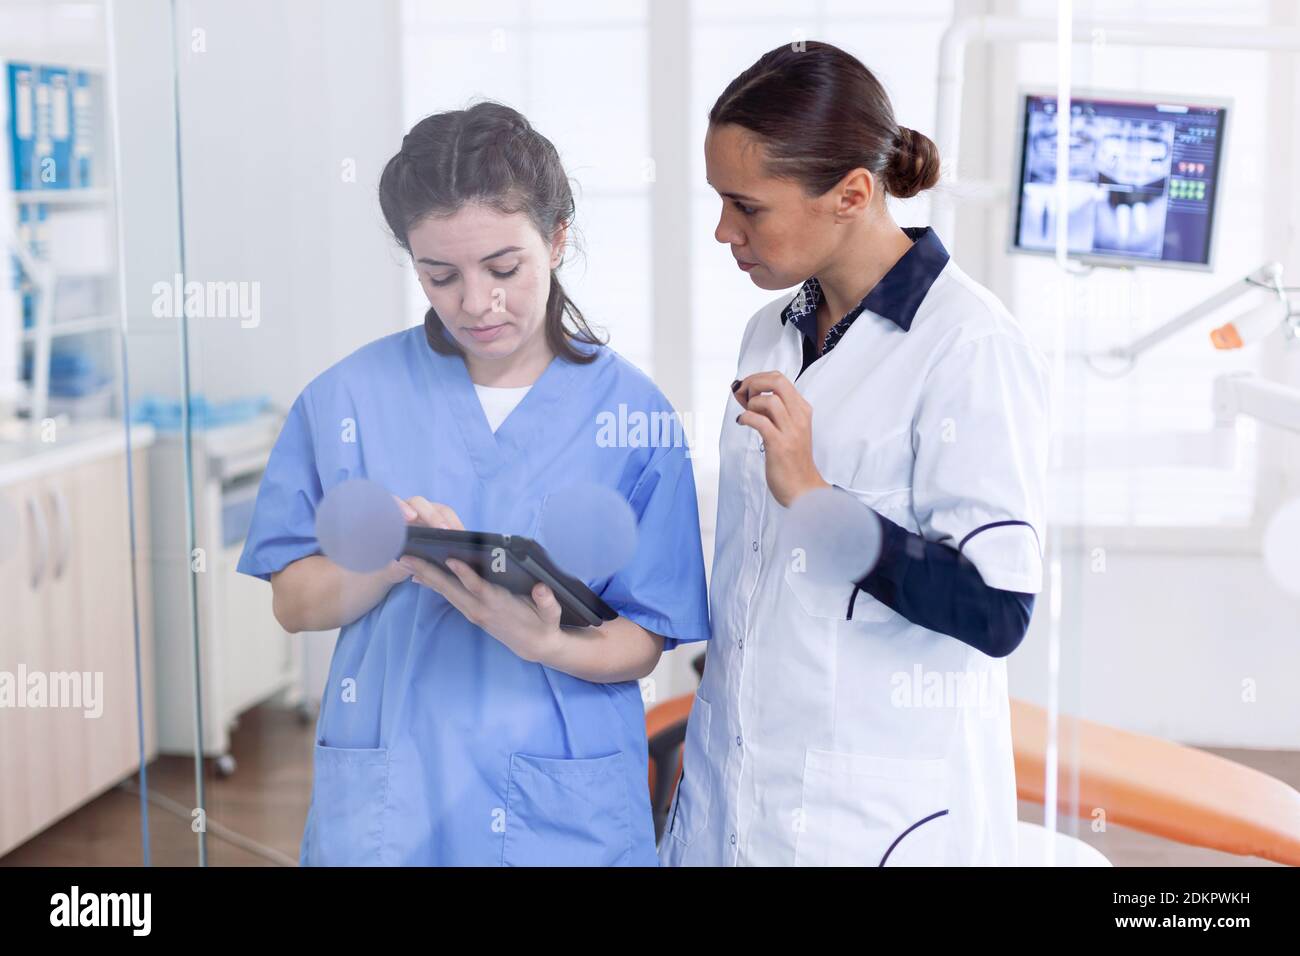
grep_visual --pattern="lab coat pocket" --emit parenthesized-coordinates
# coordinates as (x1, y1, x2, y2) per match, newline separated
(666, 695, 712, 848)
(794, 748, 951, 867)
(822, 427, 913, 496)
(785, 486, 909, 629)
(784, 562, 893, 622)
(502, 751, 632, 866)
(305, 742, 391, 866)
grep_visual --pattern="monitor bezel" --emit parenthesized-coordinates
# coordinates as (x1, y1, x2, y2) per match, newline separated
(1007, 87, 1233, 273)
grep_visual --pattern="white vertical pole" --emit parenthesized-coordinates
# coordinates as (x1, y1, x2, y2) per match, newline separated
(647, 0, 692, 415)
(645, 0, 698, 704)
(1042, 0, 1077, 868)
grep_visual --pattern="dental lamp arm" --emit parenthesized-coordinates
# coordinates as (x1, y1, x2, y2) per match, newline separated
(1213, 373, 1300, 435)
(1095, 262, 1290, 368)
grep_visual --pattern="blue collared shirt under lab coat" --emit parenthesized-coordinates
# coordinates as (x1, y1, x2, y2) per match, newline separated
(236, 325, 710, 866)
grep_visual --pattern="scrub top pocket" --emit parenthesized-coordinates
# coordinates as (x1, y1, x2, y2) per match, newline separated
(501, 751, 633, 866)
(794, 748, 951, 867)
(304, 742, 391, 866)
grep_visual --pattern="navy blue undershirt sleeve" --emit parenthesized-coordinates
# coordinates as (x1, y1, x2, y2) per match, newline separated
(851, 509, 1034, 659)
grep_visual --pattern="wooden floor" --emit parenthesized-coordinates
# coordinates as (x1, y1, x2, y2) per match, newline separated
(1, 706, 311, 866)
(2, 705, 1296, 866)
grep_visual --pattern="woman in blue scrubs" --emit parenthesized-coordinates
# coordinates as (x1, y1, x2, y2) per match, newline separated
(236, 102, 710, 866)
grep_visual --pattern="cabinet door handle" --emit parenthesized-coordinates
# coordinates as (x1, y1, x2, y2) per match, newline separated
(48, 487, 71, 581)
(26, 494, 48, 590)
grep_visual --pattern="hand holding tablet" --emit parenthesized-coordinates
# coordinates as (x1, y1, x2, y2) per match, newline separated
(314, 479, 620, 628)
(400, 526, 617, 628)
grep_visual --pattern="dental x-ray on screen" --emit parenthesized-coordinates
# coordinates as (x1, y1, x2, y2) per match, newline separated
(1012, 92, 1228, 269)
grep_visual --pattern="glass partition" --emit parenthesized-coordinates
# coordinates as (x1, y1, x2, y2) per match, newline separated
(4, 0, 1295, 873)
(0, 0, 185, 865)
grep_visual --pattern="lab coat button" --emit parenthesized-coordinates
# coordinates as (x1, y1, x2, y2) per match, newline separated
(751, 540, 758, 551)
(735, 736, 742, 747)
(730, 833, 737, 846)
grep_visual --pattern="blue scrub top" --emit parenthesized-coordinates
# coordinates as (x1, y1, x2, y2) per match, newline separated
(236, 326, 711, 866)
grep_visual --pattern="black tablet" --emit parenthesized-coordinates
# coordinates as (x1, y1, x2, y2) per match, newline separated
(402, 527, 618, 628)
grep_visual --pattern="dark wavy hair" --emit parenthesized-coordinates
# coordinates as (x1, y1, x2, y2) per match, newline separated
(379, 102, 604, 363)
(710, 41, 941, 200)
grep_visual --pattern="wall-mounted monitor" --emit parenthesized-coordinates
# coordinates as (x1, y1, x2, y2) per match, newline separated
(1010, 90, 1229, 270)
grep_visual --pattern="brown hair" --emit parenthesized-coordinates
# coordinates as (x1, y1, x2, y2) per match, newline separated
(379, 102, 604, 363)
(709, 41, 940, 200)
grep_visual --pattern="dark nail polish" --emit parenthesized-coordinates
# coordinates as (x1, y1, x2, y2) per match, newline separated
(730, 379, 741, 392)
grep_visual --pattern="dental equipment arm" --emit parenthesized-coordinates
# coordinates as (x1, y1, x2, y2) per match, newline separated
(1091, 262, 1297, 372)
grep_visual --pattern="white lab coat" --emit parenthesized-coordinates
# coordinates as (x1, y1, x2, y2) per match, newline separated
(661, 256, 1050, 867)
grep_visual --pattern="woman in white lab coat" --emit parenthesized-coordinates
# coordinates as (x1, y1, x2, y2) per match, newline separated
(661, 41, 1050, 866)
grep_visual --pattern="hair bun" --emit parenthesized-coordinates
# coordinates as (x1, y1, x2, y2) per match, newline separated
(885, 126, 941, 199)
(400, 131, 423, 159)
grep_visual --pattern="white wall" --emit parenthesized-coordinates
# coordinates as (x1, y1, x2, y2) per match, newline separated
(116, 0, 407, 707)
(166, 0, 408, 409)
(114, 0, 185, 405)
(1012, 548, 1300, 749)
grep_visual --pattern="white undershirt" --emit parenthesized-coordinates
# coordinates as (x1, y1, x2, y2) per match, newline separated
(473, 383, 533, 433)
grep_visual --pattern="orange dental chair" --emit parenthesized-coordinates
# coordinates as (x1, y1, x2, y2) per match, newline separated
(1010, 698, 1300, 865)
(646, 676, 1300, 865)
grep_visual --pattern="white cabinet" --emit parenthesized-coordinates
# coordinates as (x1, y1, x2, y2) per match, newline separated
(0, 445, 154, 857)
(147, 415, 303, 769)
(0, 473, 47, 851)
